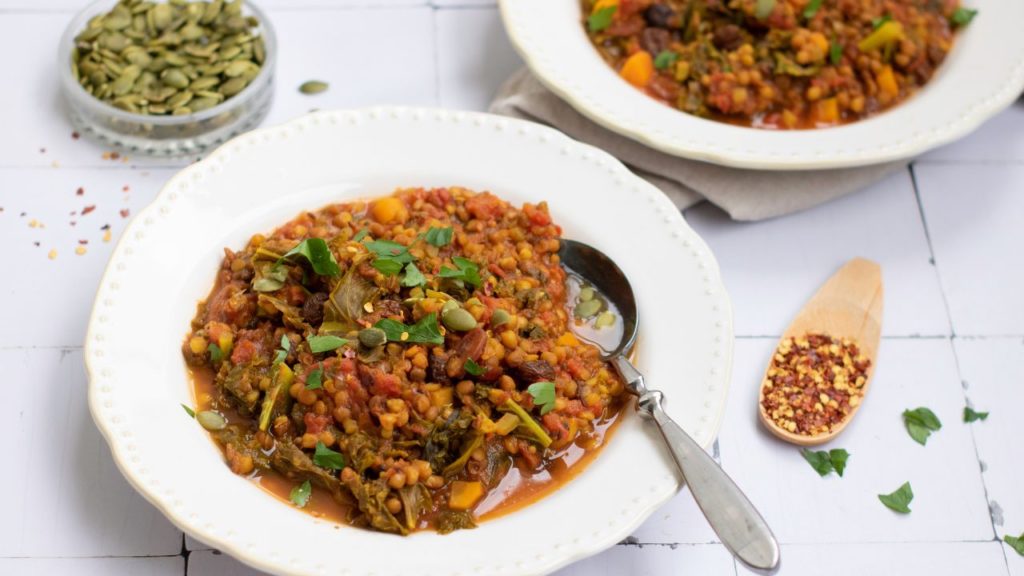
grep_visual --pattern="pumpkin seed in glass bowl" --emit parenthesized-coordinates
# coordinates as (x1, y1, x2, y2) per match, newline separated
(59, 0, 277, 157)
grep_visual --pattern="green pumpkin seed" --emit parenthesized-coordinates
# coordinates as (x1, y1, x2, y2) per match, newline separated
(442, 308, 478, 332)
(162, 68, 190, 88)
(299, 80, 329, 95)
(197, 410, 227, 431)
(151, 4, 173, 29)
(490, 309, 511, 327)
(189, 96, 219, 112)
(219, 76, 247, 97)
(594, 311, 616, 329)
(578, 287, 594, 302)
(167, 90, 194, 109)
(224, 59, 254, 77)
(441, 299, 460, 315)
(173, 106, 193, 115)
(574, 298, 602, 319)
(358, 327, 388, 348)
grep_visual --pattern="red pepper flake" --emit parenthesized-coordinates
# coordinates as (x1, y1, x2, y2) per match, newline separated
(122, 185, 130, 192)
(100, 224, 111, 230)
(78, 239, 89, 245)
(120, 208, 130, 218)
(33, 241, 40, 247)
(71, 131, 80, 140)
(20, 212, 26, 217)
(39, 147, 46, 154)
(76, 187, 84, 196)
(70, 221, 77, 226)
(82, 205, 96, 215)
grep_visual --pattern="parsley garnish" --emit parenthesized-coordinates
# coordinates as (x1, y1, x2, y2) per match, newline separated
(352, 228, 369, 242)
(878, 481, 913, 514)
(401, 262, 426, 287)
(950, 7, 977, 26)
(464, 358, 484, 376)
(829, 41, 843, 66)
(439, 257, 481, 288)
(423, 226, 453, 247)
(365, 239, 414, 277)
(871, 14, 892, 29)
(207, 342, 223, 363)
(281, 238, 340, 277)
(903, 407, 941, 445)
(800, 448, 850, 477)
(181, 404, 196, 418)
(290, 480, 312, 508)
(374, 313, 445, 345)
(964, 407, 989, 423)
(654, 50, 677, 70)
(313, 441, 345, 470)
(273, 335, 291, 366)
(803, 0, 823, 19)
(306, 334, 348, 354)
(587, 5, 616, 32)
(527, 381, 556, 415)
(372, 258, 404, 275)
(252, 264, 288, 292)
(305, 367, 323, 390)
(1006, 532, 1024, 556)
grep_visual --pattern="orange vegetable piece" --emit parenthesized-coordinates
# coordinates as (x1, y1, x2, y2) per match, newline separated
(591, 0, 618, 13)
(448, 481, 484, 510)
(816, 98, 839, 124)
(876, 66, 899, 99)
(369, 196, 408, 224)
(619, 51, 654, 88)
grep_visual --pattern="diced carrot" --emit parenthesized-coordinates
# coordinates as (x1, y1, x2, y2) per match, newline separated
(448, 481, 484, 510)
(620, 50, 654, 88)
(816, 98, 839, 123)
(556, 332, 579, 347)
(876, 65, 899, 98)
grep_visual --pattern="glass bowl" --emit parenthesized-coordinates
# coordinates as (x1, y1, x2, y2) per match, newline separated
(59, 0, 276, 157)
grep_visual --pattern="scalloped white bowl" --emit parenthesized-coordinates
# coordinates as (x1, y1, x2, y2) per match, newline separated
(499, 0, 1024, 170)
(85, 107, 733, 576)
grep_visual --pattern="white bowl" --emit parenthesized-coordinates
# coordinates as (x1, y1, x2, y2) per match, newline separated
(499, 0, 1024, 170)
(85, 107, 733, 576)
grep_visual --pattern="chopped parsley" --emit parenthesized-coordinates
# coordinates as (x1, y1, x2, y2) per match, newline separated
(372, 258, 404, 275)
(903, 407, 942, 445)
(1006, 532, 1024, 556)
(207, 342, 224, 363)
(273, 335, 291, 366)
(963, 406, 989, 423)
(439, 257, 481, 288)
(305, 367, 323, 390)
(829, 41, 843, 66)
(654, 50, 678, 70)
(281, 238, 340, 277)
(313, 441, 345, 470)
(422, 226, 453, 247)
(374, 313, 445, 345)
(365, 239, 414, 277)
(401, 262, 426, 288)
(290, 480, 312, 508)
(878, 481, 913, 514)
(181, 404, 196, 418)
(587, 5, 616, 32)
(252, 264, 289, 292)
(306, 334, 348, 354)
(464, 358, 484, 376)
(800, 448, 850, 477)
(352, 228, 369, 242)
(803, 0, 823, 19)
(951, 7, 977, 26)
(527, 381, 556, 415)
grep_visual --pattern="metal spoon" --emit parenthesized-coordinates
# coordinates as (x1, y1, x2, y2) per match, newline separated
(559, 239, 781, 574)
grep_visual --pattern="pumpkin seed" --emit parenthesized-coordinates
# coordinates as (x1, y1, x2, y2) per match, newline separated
(358, 327, 388, 348)
(442, 308, 478, 332)
(197, 410, 227, 431)
(594, 311, 616, 329)
(299, 80, 329, 95)
(490, 309, 511, 327)
(574, 298, 602, 319)
(441, 299, 460, 315)
(578, 287, 594, 302)
(71, 0, 265, 116)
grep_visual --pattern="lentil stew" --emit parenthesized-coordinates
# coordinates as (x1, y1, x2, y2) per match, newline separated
(182, 187, 627, 534)
(583, 0, 975, 129)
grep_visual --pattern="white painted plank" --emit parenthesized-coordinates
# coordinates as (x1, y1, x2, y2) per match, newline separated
(717, 338, 992, 544)
(922, 100, 1024, 163)
(1008, 545, 1024, 576)
(0, 167, 176, 348)
(684, 170, 950, 337)
(187, 544, 737, 576)
(0, 0, 428, 12)
(736, 542, 1008, 576)
(953, 338, 1024, 542)
(628, 488, 719, 545)
(915, 165, 1024, 336)
(436, 7, 523, 111)
(0, 557, 182, 576)
(0, 349, 182, 557)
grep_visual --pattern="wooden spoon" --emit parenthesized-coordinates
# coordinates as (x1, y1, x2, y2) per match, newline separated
(758, 258, 884, 446)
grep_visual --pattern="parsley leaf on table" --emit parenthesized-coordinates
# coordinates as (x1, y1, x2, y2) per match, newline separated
(800, 448, 850, 477)
(1006, 532, 1024, 556)
(878, 481, 914, 514)
(964, 407, 989, 423)
(903, 407, 941, 445)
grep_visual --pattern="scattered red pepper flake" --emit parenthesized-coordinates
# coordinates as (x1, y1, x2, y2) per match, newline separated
(70, 221, 77, 226)
(82, 205, 96, 215)
(100, 223, 111, 230)
(76, 187, 84, 196)
(33, 241, 40, 247)
(78, 239, 89, 245)
(39, 147, 46, 154)
(120, 208, 130, 218)
(122, 185, 130, 192)
(71, 131, 80, 140)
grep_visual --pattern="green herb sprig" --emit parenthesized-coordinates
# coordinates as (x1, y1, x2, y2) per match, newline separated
(527, 381, 556, 415)
(800, 448, 850, 477)
(374, 313, 445, 345)
(903, 407, 942, 445)
(878, 481, 914, 513)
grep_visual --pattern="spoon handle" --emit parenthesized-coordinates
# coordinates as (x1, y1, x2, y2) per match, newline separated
(614, 358, 780, 573)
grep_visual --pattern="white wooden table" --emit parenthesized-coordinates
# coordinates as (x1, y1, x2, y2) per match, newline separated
(3, 1, 1022, 575)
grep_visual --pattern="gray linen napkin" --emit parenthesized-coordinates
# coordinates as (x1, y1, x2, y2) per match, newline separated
(489, 68, 905, 221)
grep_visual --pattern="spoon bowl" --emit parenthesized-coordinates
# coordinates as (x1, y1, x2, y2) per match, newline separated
(559, 238, 781, 574)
